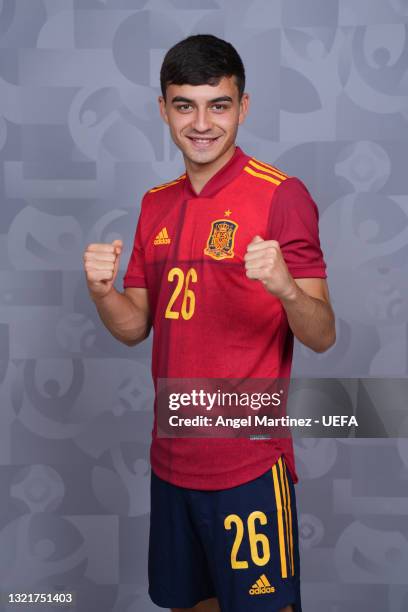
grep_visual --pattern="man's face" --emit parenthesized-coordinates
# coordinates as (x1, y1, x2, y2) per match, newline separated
(158, 76, 249, 166)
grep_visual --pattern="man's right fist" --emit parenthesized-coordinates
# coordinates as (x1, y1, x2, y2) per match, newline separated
(83, 239, 123, 299)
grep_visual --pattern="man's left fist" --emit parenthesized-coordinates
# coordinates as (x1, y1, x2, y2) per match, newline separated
(244, 235, 297, 300)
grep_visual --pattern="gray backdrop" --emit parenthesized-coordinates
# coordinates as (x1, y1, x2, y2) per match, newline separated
(1, 0, 408, 610)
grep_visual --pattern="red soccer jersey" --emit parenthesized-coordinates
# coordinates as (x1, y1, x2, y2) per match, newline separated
(123, 145, 327, 490)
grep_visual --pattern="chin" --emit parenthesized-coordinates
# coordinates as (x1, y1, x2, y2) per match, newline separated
(188, 150, 219, 164)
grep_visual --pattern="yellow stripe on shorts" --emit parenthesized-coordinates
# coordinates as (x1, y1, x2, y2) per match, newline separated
(282, 458, 295, 575)
(278, 456, 294, 576)
(272, 458, 288, 578)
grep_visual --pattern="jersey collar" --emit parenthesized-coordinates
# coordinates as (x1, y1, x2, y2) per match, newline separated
(183, 145, 250, 199)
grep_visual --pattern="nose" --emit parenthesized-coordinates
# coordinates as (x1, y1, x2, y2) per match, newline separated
(191, 106, 212, 133)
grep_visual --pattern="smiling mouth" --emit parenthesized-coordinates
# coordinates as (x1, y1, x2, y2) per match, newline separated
(187, 136, 220, 145)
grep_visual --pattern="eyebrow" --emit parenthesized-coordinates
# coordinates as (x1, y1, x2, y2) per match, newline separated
(171, 96, 233, 104)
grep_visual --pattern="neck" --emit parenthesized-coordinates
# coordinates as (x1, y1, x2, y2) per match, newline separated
(184, 144, 236, 195)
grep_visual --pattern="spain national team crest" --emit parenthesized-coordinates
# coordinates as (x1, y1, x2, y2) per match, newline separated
(204, 218, 239, 260)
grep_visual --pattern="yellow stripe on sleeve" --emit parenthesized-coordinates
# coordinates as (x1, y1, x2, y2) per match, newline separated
(248, 159, 288, 181)
(148, 174, 186, 193)
(251, 157, 288, 179)
(244, 166, 281, 185)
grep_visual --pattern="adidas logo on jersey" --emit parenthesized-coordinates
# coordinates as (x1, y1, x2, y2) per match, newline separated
(154, 227, 171, 245)
(248, 574, 275, 595)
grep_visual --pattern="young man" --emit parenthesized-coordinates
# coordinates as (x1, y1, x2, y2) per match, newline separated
(84, 35, 335, 612)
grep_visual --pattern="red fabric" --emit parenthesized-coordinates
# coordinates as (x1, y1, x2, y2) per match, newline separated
(123, 209, 146, 289)
(268, 176, 327, 278)
(123, 146, 327, 490)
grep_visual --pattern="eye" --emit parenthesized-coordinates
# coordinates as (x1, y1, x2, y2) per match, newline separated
(176, 104, 192, 112)
(211, 104, 228, 111)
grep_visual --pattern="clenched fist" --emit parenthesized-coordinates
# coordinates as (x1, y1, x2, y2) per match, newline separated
(83, 239, 123, 299)
(244, 235, 296, 300)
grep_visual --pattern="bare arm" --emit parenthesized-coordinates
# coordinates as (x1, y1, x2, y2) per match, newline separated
(84, 240, 151, 347)
(92, 286, 151, 347)
(245, 236, 336, 353)
(280, 277, 336, 353)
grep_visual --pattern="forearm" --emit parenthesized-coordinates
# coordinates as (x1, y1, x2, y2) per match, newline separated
(279, 283, 336, 353)
(91, 287, 150, 346)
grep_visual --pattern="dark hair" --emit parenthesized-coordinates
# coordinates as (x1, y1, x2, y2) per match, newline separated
(160, 34, 245, 101)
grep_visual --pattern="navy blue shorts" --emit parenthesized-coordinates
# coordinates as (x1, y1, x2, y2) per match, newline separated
(148, 455, 302, 611)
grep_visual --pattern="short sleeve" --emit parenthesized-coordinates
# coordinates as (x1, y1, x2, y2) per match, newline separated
(123, 199, 147, 289)
(268, 177, 327, 279)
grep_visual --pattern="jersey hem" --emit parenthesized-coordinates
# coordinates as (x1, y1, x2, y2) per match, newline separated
(151, 452, 298, 490)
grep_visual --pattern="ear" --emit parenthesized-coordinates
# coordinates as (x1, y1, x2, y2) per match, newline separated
(238, 92, 250, 125)
(158, 96, 169, 125)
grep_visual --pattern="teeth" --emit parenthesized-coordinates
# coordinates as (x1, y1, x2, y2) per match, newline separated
(191, 138, 215, 142)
